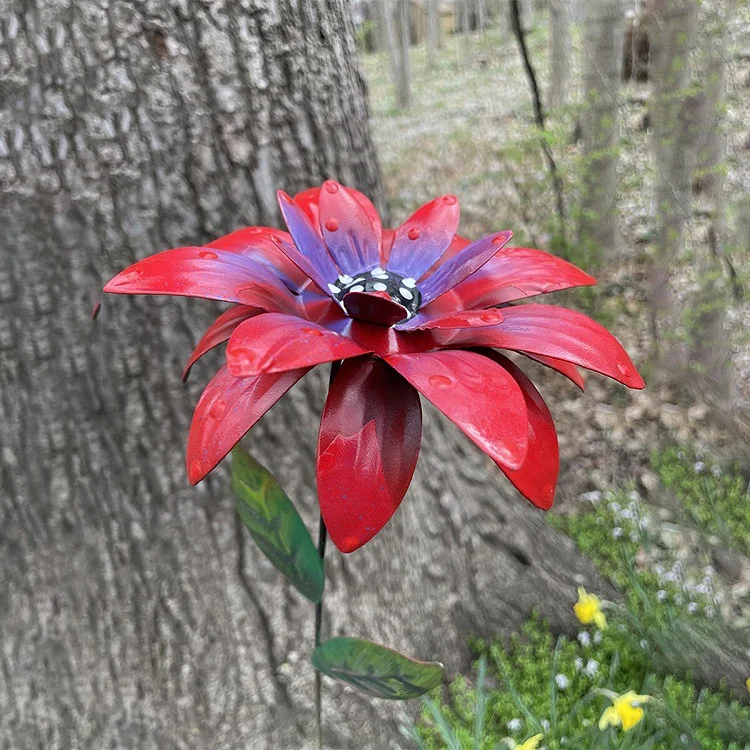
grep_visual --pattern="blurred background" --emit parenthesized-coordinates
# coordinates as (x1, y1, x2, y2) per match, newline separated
(1, 0, 749, 748)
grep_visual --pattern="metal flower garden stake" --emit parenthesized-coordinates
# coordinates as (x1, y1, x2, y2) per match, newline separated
(103, 182, 644, 745)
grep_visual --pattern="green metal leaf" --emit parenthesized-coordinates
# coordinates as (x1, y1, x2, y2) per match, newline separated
(312, 637, 444, 700)
(231, 446, 324, 603)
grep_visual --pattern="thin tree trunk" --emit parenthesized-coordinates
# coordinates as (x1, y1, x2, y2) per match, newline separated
(461, 0, 472, 62)
(688, 4, 733, 405)
(548, 0, 572, 109)
(380, 0, 401, 96)
(477, 0, 488, 31)
(648, 0, 700, 361)
(578, 0, 626, 266)
(395, 0, 412, 107)
(426, 0, 441, 66)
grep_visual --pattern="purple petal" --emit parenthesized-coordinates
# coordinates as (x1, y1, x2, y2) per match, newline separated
(418, 231, 513, 306)
(277, 191, 341, 294)
(386, 195, 460, 281)
(318, 181, 381, 276)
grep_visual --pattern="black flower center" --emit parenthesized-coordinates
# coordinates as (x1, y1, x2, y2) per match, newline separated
(329, 268, 421, 323)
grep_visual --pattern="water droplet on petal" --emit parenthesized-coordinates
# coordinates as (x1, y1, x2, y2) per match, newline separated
(324, 181, 339, 194)
(301, 327, 325, 337)
(492, 234, 507, 245)
(231, 347, 256, 372)
(617, 363, 628, 375)
(480, 310, 501, 323)
(199, 250, 218, 260)
(270, 234, 281, 243)
(443, 195, 457, 205)
(408, 227, 421, 241)
(428, 374, 453, 388)
(248, 226, 263, 234)
(325, 217, 339, 232)
(209, 399, 227, 418)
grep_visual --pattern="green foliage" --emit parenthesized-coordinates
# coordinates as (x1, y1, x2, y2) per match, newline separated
(410, 612, 750, 749)
(312, 637, 444, 700)
(231, 446, 324, 602)
(651, 447, 750, 555)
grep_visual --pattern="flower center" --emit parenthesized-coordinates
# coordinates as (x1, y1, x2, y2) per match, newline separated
(328, 268, 421, 325)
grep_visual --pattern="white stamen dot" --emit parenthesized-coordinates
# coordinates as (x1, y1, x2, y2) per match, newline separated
(372, 273, 389, 280)
(353, 277, 366, 284)
(349, 285, 365, 293)
(338, 274, 353, 285)
(399, 287, 413, 300)
(402, 277, 417, 288)
(372, 282, 387, 292)
(371, 267, 385, 275)
(327, 283, 341, 294)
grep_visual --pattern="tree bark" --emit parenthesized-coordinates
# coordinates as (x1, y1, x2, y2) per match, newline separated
(395, 0, 413, 107)
(425, 0, 441, 66)
(687, 3, 733, 405)
(647, 0, 700, 361)
(548, 0, 572, 109)
(578, 0, 626, 267)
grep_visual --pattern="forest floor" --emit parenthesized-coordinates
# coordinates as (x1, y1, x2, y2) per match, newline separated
(361, 20, 750, 506)
(360, 14, 750, 697)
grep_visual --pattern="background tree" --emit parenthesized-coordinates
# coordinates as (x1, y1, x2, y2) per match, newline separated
(426, 0, 442, 66)
(548, 0, 572, 109)
(578, 0, 626, 266)
(647, 0, 699, 361)
(0, 0, 615, 748)
(396, 0, 413, 106)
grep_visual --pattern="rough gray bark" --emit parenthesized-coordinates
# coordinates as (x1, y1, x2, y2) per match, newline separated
(578, 0, 626, 266)
(548, 0, 572, 109)
(2, 2, 738, 750)
(647, 0, 699, 359)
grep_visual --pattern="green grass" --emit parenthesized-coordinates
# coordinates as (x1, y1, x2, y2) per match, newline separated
(651, 447, 750, 556)
(408, 612, 750, 749)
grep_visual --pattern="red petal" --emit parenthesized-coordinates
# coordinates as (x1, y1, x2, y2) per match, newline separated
(187, 364, 309, 484)
(385, 349, 528, 470)
(182, 305, 261, 382)
(438, 304, 644, 389)
(317, 358, 422, 553)
(446, 247, 597, 309)
(206, 226, 308, 288)
(226, 313, 369, 376)
(295, 185, 383, 240)
(397, 307, 503, 331)
(103, 247, 299, 313)
(318, 181, 382, 276)
(419, 231, 513, 306)
(521, 351, 585, 391)
(482, 351, 559, 510)
(386, 195, 460, 281)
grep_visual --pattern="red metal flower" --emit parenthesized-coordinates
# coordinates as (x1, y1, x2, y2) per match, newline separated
(104, 182, 644, 553)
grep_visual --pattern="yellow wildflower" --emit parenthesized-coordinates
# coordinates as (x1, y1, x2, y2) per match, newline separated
(512, 734, 544, 750)
(574, 586, 607, 629)
(598, 690, 652, 732)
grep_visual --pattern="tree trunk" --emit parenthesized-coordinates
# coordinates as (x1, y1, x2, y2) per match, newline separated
(477, 0, 488, 32)
(548, 0, 572, 109)
(395, 0, 412, 108)
(426, 0, 441, 66)
(578, 0, 626, 267)
(380, 0, 401, 98)
(687, 3, 733, 405)
(647, 0, 699, 362)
